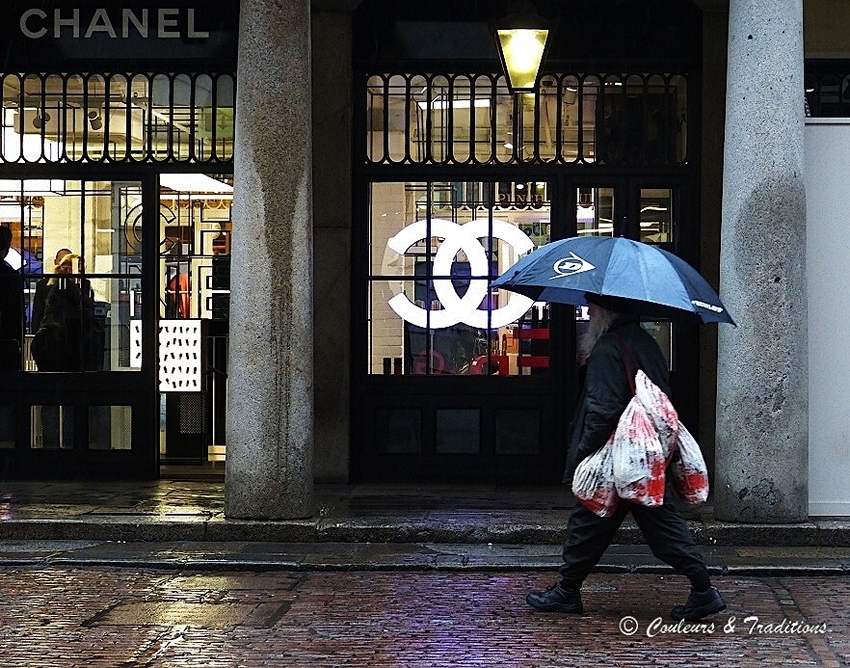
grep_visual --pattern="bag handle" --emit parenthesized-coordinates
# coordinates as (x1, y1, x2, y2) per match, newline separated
(608, 331, 637, 396)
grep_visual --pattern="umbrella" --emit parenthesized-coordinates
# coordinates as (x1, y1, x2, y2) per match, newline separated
(491, 235, 735, 325)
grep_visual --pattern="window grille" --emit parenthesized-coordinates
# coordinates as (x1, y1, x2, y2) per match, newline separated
(0, 71, 235, 164)
(365, 71, 688, 166)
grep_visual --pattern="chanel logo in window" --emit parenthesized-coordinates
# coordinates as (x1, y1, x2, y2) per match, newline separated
(386, 218, 534, 329)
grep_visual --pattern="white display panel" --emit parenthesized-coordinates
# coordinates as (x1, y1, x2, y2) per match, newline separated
(131, 319, 202, 392)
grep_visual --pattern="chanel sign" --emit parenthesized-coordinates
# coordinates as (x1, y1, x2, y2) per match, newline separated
(386, 219, 535, 330)
(0, 1, 238, 68)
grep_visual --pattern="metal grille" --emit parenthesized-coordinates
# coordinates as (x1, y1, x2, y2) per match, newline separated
(0, 71, 235, 164)
(179, 393, 206, 434)
(365, 71, 689, 166)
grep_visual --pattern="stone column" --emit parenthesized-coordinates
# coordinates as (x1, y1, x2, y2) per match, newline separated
(225, 0, 315, 519)
(715, 0, 807, 522)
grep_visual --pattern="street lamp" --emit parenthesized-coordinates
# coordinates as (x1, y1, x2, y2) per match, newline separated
(492, 2, 554, 94)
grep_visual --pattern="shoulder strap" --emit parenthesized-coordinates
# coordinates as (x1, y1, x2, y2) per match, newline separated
(608, 330, 637, 396)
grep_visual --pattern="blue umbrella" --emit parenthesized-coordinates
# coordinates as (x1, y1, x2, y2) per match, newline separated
(492, 236, 735, 325)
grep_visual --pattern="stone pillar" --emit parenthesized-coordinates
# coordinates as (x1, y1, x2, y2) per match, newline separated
(715, 0, 807, 522)
(225, 0, 314, 519)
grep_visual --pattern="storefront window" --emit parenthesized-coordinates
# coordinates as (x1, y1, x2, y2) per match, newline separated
(368, 181, 551, 376)
(577, 186, 615, 236)
(158, 175, 233, 322)
(365, 72, 688, 166)
(640, 187, 673, 243)
(1, 71, 234, 164)
(0, 179, 142, 372)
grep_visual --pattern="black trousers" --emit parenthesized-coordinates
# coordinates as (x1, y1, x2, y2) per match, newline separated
(559, 491, 711, 591)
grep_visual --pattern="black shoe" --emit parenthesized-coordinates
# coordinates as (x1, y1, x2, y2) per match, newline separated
(671, 586, 727, 621)
(526, 583, 583, 613)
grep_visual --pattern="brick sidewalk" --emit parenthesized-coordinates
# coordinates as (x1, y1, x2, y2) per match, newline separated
(0, 566, 847, 667)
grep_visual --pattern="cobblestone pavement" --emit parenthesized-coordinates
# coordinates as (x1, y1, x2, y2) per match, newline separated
(0, 566, 848, 667)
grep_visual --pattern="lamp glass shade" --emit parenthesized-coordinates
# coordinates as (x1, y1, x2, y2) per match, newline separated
(496, 28, 549, 92)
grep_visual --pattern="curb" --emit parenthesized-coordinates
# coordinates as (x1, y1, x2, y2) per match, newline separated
(0, 540, 847, 575)
(1, 519, 850, 548)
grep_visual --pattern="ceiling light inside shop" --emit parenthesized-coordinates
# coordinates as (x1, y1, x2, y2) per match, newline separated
(0, 177, 65, 196)
(2, 120, 61, 162)
(160, 173, 233, 194)
(416, 99, 491, 110)
(577, 205, 595, 225)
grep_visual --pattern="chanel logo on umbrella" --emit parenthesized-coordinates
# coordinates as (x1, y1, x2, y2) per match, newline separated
(386, 219, 535, 329)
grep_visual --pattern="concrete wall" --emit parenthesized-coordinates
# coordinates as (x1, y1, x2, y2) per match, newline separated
(311, 10, 352, 482)
(805, 119, 850, 516)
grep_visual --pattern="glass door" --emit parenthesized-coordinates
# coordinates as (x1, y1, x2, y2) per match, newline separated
(157, 173, 233, 475)
(354, 179, 565, 483)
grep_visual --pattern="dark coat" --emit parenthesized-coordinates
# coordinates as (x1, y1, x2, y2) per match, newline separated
(0, 260, 22, 370)
(31, 277, 96, 372)
(563, 315, 671, 484)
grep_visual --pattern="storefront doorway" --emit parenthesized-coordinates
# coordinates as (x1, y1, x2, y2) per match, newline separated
(156, 174, 232, 476)
(0, 23, 237, 478)
(353, 177, 700, 483)
(351, 0, 703, 483)
(0, 173, 233, 480)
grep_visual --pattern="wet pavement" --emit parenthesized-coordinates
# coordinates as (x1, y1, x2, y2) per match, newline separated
(0, 479, 848, 574)
(0, 565, 847, 667)
(0, 479, 848, 666)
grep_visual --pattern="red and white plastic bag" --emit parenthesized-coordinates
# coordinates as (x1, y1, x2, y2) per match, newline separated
(669, 422, 710, 504)
(611, 397, 667, 507)
(572, 439, 620, 518)
(634, 370, 679, 458)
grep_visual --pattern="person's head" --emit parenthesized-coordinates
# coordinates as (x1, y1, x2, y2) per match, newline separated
(54, 248, 72, 267)
(55, 253, 78, 275)
(0, 226, 12, 259)
(579, 293, 624, 361)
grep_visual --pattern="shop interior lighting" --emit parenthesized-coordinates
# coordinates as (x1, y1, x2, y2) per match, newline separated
(417, 98, 491, 110)
(88, 109, 103, 131)
(0, 177, 66, 196)
(32, 111, 50, 129)
(160, 173, 233, 194)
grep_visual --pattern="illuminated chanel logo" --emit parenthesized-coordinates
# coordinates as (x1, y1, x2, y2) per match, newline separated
(386, 218, 534, 329)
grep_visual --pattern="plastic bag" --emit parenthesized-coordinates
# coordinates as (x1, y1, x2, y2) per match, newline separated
(669, 423, 710, 504)
(634, 370, 679, 458)
(611, 397, 667, 507)
(572, 440, 620, 518)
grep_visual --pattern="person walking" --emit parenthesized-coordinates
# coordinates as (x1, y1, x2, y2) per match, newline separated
(526, 293, 726, 622)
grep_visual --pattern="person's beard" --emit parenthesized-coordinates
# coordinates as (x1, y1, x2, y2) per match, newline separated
(579, 306, 619, 362)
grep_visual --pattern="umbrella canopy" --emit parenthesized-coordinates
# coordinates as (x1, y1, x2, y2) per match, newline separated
(492, 235, 734, 325)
